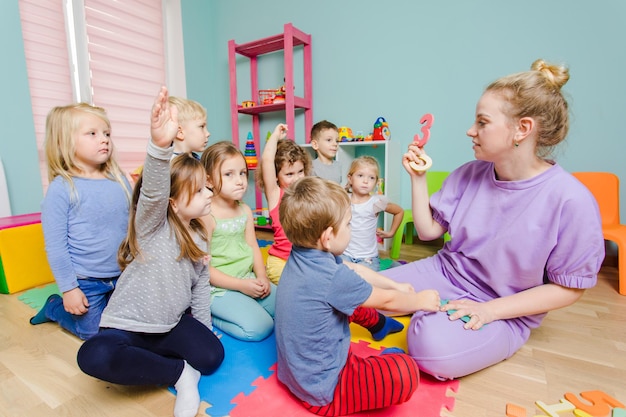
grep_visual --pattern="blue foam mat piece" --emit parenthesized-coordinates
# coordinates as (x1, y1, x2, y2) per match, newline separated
(256, 239, 273, 248)
(169, 330, 277, 417)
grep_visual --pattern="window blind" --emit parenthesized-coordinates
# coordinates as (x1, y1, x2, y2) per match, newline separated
(84, 0, 166, 178)
(19, 0, 74, 190)
(20, 0, 166, 190)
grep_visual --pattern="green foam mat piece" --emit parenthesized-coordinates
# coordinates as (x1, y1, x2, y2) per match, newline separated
(17, 283, 61, 310)
(380, 258, 404, 270)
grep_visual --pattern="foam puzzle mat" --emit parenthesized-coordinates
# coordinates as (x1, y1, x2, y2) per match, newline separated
(183, 314, 459, 417)
(16, 238, 459, 416)
(17, 282, 60, 309)
(18, 283, 459, 416)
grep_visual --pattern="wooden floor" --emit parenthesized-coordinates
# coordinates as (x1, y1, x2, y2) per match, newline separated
(1, 234, 624, 417)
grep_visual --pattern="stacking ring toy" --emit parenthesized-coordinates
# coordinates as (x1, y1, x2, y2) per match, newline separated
(409, 155, 433, 172)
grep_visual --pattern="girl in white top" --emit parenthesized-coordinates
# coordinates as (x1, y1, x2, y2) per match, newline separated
(341, 156, 403, 271)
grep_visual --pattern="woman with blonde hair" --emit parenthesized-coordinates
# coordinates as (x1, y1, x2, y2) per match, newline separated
(383, 59, 605, 379)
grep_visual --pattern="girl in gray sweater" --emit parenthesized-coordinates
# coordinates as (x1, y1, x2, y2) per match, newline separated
(78, 87, 224, 417)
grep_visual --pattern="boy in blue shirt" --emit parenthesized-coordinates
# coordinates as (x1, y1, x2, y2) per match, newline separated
(275, 176, 440, 415)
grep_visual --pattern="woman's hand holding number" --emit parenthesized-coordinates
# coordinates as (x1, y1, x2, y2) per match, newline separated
(408, 113, 434, 172)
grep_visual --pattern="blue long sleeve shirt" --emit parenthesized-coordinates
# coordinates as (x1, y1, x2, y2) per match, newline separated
(41, 175, 130, 293)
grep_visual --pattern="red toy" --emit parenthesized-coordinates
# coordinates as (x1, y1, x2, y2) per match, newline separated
(372, 117, 390, 141)
(409, 113, 434, 172)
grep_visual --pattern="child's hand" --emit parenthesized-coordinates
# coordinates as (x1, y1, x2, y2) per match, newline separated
(150, 86, 179, 148)
(269, 123, 288, 141)
(376, 229, 395, 239)
(63, 287, 89, 315)
(415, 289, 440, 312)
(241, 279, 267, 299)
(257, 277, 272, 299)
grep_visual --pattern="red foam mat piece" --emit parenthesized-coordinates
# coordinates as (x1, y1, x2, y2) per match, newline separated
(230, 340, 458, 417)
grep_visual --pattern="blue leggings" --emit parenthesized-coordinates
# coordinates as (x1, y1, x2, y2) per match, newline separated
(77, 314, 224, 386)
(211, 283, 276, 341)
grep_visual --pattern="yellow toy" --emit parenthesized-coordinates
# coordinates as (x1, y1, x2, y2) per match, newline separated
(0, 213, 54, 294)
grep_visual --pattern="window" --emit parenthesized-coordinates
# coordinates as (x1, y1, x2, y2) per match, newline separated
(19, 0, 74, 190)
(19, 0, 178, 190)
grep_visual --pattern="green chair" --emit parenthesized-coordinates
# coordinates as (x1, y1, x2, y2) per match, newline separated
(389, 171, 450, 260)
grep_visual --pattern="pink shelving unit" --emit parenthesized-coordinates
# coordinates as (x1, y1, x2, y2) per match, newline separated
(228, 23, 313, 209)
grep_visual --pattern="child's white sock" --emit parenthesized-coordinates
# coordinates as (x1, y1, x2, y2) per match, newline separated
(173, 360, 201, 417)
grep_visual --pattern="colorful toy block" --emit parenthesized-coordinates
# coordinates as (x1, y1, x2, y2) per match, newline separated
(613, 408, 626, 417)
(0, 213, 54, 294)
(564, 390, 625, 416)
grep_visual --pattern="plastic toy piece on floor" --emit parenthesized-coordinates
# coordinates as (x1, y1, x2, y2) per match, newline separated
(612, 407, 626, 417)
(505, 403, 527, 417)
(535, 399, 575, 416)
(564, 390, 625, 416)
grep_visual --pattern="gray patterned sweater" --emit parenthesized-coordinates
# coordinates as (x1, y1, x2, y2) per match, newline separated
(99, 141, 212, 332)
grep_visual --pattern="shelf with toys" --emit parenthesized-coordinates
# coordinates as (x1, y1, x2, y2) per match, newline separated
(302, 116, 391, 188)
(228, 23, 312, 147)
(228, 23, 313, 212)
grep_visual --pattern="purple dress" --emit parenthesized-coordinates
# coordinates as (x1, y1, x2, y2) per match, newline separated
(381, 160, 604, 379)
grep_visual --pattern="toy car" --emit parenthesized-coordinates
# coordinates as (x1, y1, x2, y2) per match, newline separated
(338, 126, 354, 142)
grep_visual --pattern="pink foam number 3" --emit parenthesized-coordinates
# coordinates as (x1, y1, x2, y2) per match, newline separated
(414, 113, 434, 148)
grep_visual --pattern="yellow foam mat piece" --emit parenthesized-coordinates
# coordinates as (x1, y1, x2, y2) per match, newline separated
(0, 223, 54, 294)
(349, 314, 411, 350)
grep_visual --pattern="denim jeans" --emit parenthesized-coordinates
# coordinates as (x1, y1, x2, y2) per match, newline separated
(340, 255, 380, 271)
(47, 277, 117, 340)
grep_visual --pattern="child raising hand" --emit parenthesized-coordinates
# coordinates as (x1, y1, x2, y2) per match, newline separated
(257, 124, 405, 341)
(78, 87, 224, 417)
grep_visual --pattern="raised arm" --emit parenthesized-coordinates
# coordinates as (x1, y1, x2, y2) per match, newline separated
(150, 86, 179, 148)
(134, 87, 180, 237)
(402, 143, 446, 241)
(260, 123, 288, 210)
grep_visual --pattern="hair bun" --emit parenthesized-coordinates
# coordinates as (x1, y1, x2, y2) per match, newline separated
(531, 59, 570, 89)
